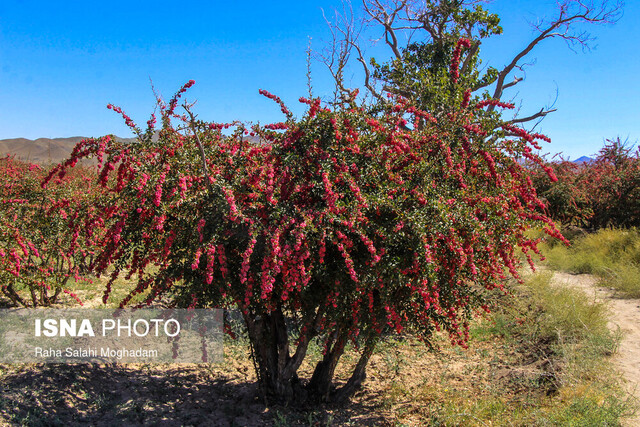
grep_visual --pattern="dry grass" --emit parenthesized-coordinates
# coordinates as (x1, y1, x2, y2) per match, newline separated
(542, 227, 640, 298)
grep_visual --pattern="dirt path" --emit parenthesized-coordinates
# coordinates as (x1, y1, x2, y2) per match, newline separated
(550, 272, 640, 425)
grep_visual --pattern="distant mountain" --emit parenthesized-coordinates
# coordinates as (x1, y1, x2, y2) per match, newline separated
(0, 136, 137, 165)
(0, 134, 269, 165)
(572, 156, 594, 164)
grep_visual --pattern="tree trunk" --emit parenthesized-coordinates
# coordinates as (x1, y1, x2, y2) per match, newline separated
(242, 308, 378, 404)
(307, 330, 347, 401)
(333, 333, 377, 402)
(2, 282, 28, 307)
(242, 307, 306, 403)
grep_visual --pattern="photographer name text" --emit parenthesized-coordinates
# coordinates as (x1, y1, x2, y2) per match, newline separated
(34, 346, 159, 359)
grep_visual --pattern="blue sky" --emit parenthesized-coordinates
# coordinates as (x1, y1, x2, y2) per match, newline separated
(0, 0, 637, 159)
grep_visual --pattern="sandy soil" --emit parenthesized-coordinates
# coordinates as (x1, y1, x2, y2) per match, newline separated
(550, 271, 640, 426)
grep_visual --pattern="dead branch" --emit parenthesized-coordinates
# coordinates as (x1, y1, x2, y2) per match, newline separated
(320, 0, 621, 127)
(362, 0, 410, 60)
(488, 0, 623, 112)
(508, 108, 558, 125)
(318, 5, 361, 103)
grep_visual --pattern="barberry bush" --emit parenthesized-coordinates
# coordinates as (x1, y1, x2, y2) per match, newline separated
(583, 138, 640, 229)
(531, 138, 640, 230)
(529, 157, 593, 227)
(0, 156, 100, 307)
(44, 34, 561, 401)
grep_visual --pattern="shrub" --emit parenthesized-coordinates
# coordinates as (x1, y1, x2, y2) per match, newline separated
(529, 159, 593, 227)
(531, 137, 640, 230)
(0, 156, 101, 306)
(584, 138, 640, 229)
(43, 43, 562, 403)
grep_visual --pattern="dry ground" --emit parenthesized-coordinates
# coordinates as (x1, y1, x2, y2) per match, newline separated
(0, 329, 547, 426)
(0, 271, 636, 426)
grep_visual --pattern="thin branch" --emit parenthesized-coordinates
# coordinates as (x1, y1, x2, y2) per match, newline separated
(489, 0, 622, 111)
(507, 108, 558, 125)
(363, 0, 409, 60)
(502, 76, 524, 91)
(306, 37, 314, 99)
(460, 40, 481, 76)
(352, 40, 386, 102)
(318, 5, 360, 102)
(183, 104, 213, 193)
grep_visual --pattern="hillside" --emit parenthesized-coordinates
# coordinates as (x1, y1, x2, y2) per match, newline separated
(0, 137, 88, 165)
(573, 155, 594, 164)
(1, 134, 267, 165)
(0, 136, 140, 165)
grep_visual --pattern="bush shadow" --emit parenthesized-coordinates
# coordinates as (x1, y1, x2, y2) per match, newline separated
(0, 363, 388, 426)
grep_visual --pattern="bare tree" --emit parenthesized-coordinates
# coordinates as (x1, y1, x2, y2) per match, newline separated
(322, 0, 623, 125)
(317, 3, 368, 105)
(487, 1, 622, 118)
